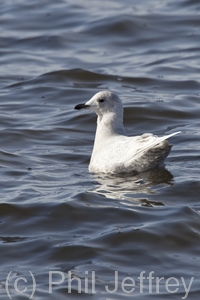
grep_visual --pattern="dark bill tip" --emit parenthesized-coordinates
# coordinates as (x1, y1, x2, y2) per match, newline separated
(74, 103, 90, 110)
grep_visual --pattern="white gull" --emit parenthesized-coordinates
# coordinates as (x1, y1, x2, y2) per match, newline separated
(74, 91, 180, 174)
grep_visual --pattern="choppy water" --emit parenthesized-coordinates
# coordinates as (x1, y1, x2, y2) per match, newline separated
(0, 0, 200, 299)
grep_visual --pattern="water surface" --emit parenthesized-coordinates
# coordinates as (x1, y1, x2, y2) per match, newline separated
(0, 0, 200, 299)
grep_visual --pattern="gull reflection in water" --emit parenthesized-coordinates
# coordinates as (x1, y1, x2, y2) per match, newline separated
(89, 168, 173, 206)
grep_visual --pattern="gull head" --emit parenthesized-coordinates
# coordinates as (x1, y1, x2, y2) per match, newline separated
(74, 91, 123, 118)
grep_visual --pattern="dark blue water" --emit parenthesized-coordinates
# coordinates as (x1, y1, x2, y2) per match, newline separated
(0, 0, 200, 299)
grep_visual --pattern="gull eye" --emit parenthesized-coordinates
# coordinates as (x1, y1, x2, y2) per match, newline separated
(99, 98, 104, 103)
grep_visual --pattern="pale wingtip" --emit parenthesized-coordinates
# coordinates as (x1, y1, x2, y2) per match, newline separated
(162, 131, 181, 142)
(159, 131, 181, 143)
(172, 131, 181, 136)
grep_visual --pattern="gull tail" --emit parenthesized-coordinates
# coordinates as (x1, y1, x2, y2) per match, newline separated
(125, 131, 181, 173)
